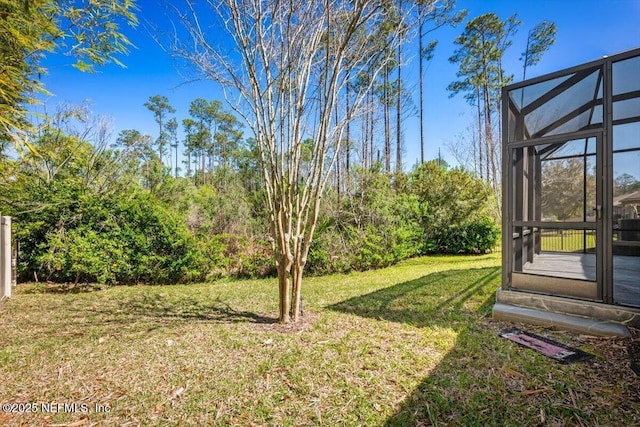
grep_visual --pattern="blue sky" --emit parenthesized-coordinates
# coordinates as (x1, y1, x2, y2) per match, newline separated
(38, 0, 640, 170)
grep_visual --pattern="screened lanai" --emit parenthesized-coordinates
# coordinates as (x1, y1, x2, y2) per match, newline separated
(499, 47, 640, 320)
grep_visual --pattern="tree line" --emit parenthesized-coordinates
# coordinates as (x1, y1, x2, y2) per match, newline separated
(119, 96, 245, 188)
(146, 7, 556, 221)
(446, 13, 556, 215)
(0, 102, 498, 285)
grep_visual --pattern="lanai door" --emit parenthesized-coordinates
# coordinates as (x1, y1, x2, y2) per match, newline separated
(508, 131, 603, 301)
(503, 59, 608, 302)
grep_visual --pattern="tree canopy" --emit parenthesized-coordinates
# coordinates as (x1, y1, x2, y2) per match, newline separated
(0, 0, 137, 142)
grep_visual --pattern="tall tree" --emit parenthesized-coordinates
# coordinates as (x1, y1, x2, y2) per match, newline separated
(383, 60, 392, 174)
(166, 117, 179, 177)
(172, 0, 408, 323)
(188, 98, 222, 184)
(368, 6, 402, 176)
(115, 128, 153, 185)
(417, 0, 466, 164)
(448, 13, 555, 193)
(144, 95, 175, 166)
(448, 12, 520, 205)
(395, 0, 405, 175)
(182, 118, 196, 178)
(521, 20, 556, 81)
(215, 111, 243, 169)
(0, 0, 137, 143)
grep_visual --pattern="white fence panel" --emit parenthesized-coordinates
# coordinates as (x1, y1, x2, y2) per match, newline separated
(1, 215, 11, 300)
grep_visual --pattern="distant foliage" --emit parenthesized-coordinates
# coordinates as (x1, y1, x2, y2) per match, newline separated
(408, 161, 498, 254)
(306, 162, 496, 274)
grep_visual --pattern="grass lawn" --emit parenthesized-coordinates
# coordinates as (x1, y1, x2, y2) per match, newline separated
(0, 253, 638, 426)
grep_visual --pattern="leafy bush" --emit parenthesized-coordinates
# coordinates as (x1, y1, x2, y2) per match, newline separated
(352, 226, 395, 270)
(202, 234, 275, 279)
(424, 217, 499, 254)
(33, 190, 208, 284)
(39, 227, 127, 284)
(237, 238, 276, 278)
(307, 226, 352, 275)
(408, 161, 495, 237)
(307, 168, 423, 274)
(407, 161, 499, 255)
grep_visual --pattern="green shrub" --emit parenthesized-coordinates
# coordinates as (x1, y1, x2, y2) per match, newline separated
(23, 188, 209, 285)
(353, 226, 395, 270)
(424, 217, 499, 254)
(307, 227, 352, 275)
(238, 241, 276, 278)
(203, 234, 275, 279)
(408, 161, 495, 236)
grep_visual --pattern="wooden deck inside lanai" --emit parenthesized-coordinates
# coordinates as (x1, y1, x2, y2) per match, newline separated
(522, 253, 640, 308)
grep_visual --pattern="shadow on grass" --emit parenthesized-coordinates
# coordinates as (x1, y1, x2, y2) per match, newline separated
(382, 290, 504, 427)
(7, 286, 283, 351)
(329, 266, 500, 329)
(18, 282, 108, 294)
(104, 293, 274, 324)
(329, 264, 637, 426)
(329, 266, 536, 425)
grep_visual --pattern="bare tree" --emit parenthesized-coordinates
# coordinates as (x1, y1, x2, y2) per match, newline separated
(170, 0, 408, 323)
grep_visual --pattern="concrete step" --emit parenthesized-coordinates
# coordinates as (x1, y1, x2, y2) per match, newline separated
(496, 288, 640, 328)
(493, 302, 631, 337)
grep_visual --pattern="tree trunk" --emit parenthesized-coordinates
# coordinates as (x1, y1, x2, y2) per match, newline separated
(482, 80, 495, 188)
(346, 76, 351, 186)
(369, 87, 375, 168)
(476, 87, 483, 180)
(335, 102, 341, 203)
(291, 259, 303, 322)
(336, 153, 341, 204)
(395, 0, 402, 174)
(361, 104, 368, 170)
(418, 8, 424, 165)
(201, 147, 206, 186)
(158, 117, 163, 164)
(277, 256, 291, 324)
(384, 61, 390, 174)
(396, 41, 402, 174)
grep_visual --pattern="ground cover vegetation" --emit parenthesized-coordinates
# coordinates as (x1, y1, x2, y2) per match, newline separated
(0, 103, 498, 285)
(0, 254, 638, 426)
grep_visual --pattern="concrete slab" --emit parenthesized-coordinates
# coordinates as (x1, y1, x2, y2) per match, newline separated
(493, 302, 631, 337)
(496, 288, 640, 328)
